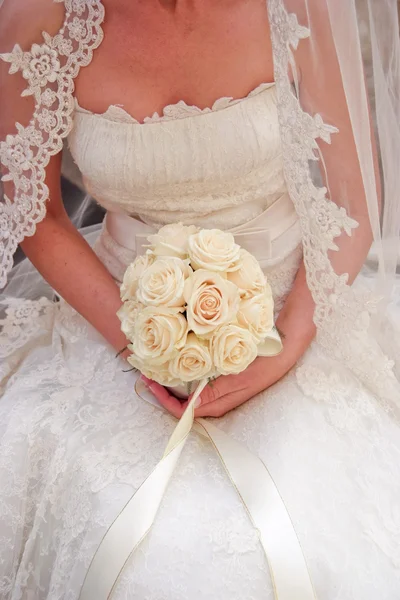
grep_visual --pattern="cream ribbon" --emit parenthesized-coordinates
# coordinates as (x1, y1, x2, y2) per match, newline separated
(104, 191, 301, 271)
(80, 369, 316, 600)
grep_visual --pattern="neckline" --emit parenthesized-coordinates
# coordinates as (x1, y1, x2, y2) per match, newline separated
(74, 81, 275, 125)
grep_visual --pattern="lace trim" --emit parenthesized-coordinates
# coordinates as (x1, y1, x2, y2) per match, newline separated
(74, 82, 276, 125)
(0, 296, 56, 356)
(268, 1, 399, 407)
(0, 0, 105, 288)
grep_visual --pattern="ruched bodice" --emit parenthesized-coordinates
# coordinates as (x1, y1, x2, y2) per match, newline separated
(68, 83, 287, 231)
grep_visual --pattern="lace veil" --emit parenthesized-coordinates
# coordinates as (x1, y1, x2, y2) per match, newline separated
(267, 0, 400, 411)
(1, 0, 400, 409)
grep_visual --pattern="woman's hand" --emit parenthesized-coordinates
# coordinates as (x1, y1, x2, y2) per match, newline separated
(141, 344, 301, 419)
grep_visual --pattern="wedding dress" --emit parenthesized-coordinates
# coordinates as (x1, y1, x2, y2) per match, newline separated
(1, 1, 400, 599)
(1, 75, 400, 600)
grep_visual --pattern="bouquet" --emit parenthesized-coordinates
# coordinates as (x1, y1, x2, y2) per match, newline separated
(117, 223, 282, 398)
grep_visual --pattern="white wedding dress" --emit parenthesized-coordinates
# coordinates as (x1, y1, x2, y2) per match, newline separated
(1, 81, 400, 600)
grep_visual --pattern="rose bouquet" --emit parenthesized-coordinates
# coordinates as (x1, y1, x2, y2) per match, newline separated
(117, 223, 282, 398)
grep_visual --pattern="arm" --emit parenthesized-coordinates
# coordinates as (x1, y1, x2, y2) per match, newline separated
(20, 156, 129, 356)
(1, 0, 128, 357)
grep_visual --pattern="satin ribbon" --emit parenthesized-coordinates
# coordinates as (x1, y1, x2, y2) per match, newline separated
(80, 376, 316, 600)
(105, 192, 300, 270)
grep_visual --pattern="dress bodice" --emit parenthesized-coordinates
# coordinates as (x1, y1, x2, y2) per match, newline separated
(67, 83, 287, 231)
(67, 83, 302, 301)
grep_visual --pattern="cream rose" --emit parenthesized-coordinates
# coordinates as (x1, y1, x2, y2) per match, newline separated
(120, 253, 155, 301)
(184, 270, 240, 337)
(188, 229, 241, 272)
(127, 353, 182, 387)
(210, 325, 258, 375)
(169, 333, 213, 383)
(148, 223, 199, 259)
(227, 249, 267, 298)
(237, 287, 274, 342)
(117, 299, 144, 342)
(131, 306, 188, 365)
(137, 257, 192, 308)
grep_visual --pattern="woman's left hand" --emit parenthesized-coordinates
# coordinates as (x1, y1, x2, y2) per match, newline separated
(140, 348, 298, 419)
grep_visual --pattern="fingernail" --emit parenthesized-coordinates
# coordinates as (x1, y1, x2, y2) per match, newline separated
(140, 375, 160, 396)
(194, 395, 202, 408)
(140, 375, 152, 388)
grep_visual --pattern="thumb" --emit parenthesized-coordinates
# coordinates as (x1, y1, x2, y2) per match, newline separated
(181, 379, 220, 412)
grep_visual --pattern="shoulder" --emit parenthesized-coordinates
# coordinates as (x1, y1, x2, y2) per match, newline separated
(0, 0, 65, 53)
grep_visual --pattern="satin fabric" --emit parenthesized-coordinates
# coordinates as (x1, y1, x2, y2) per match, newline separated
(105, 192, 300, 270)
(79, 377, 316, 600)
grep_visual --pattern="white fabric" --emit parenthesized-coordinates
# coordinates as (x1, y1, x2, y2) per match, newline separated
(68, 83, 286, 231)
(1, 77, 400, 600)
(80, 378, 315, 600)
(104, 191, 300, 267)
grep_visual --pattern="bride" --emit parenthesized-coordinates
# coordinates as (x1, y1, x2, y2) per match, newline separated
(1, 0, 400, 598)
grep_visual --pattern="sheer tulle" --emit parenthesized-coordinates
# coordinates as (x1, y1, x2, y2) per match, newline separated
(268, 0, 400, 416)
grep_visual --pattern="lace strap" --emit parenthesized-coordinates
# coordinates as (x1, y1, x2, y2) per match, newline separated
(0, 0, 105, 288)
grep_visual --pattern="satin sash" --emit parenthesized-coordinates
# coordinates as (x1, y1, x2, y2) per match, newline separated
(105, 192, 301, 270)
(80, 376, 316, 600)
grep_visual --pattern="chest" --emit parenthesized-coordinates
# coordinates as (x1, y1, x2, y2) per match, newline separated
(74, 0, 274, 122)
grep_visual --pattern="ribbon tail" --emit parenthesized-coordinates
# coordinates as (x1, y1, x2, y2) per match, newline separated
(193, 418, 316, 600)
(80, 377, 316, 600)
(79, 379, 207, 600)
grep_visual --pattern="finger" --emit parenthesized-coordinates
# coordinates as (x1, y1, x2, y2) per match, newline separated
(140, 376, 185, 419)
(203, 372, 248, 402)
(179, 383, 206, 413)
(194, 375, 235, 407)
(194, 387, 248, 418)
(194, 381, 218, 407)
(178, 384, 209, 416)
(195, 373, 244, 406)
